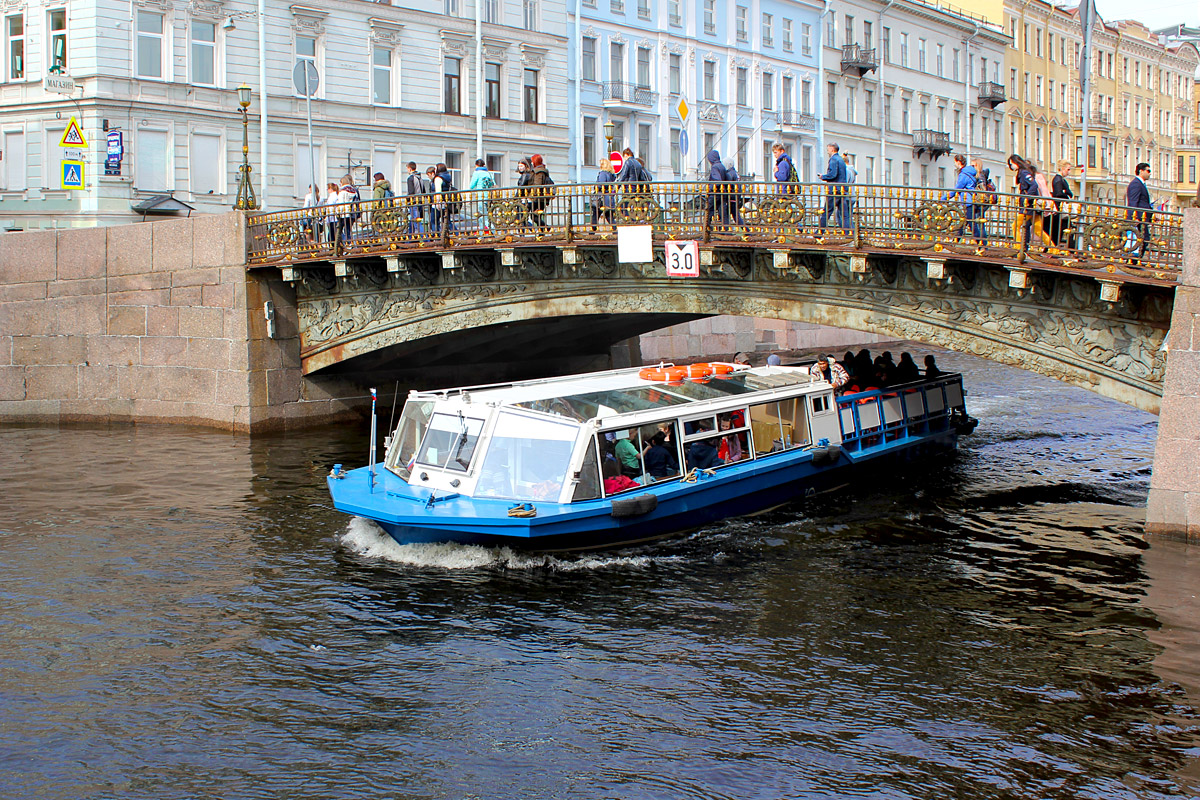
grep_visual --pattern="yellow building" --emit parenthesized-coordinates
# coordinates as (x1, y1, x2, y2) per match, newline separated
(956, 0, 1198, 207)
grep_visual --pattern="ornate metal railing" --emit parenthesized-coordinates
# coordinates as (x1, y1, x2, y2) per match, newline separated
(602, 81, 657, 106)
(977, 81, 1005, 108)
(246, 181, 1184, 284)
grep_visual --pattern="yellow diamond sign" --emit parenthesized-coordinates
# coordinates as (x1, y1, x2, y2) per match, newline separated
(676, 97, 689, 123)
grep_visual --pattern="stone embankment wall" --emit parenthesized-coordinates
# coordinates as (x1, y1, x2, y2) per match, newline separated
(1147, 209, 1200, 541)
(640, 317, 894, 363)
(0, 212, 360, 432)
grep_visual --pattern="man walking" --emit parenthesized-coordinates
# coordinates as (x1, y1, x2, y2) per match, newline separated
(405, 162, 425, 234)
(1125, 162, 1153, 261)
(772, 143, 796, 193)
(950, 154, 983, 242)
(818, 143, 848, 230)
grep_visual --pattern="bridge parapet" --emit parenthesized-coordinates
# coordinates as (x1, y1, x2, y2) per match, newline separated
(247, 181, 1183, 292)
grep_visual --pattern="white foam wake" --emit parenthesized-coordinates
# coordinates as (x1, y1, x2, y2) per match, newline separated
(338, 516, 682, 571)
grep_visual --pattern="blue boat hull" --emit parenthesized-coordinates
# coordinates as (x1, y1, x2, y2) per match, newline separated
(329, 429, 958, 552)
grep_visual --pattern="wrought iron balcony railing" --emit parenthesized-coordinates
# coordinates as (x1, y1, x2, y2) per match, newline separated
(912, 129, 952, 158)
(778, 110, 818, 131)
(840, 44, 878, 76)
(603, 81, 658, 106)
(977, 81, 1005, 109)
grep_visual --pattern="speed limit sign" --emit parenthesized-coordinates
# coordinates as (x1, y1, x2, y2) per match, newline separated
(665, 240, 700, 277)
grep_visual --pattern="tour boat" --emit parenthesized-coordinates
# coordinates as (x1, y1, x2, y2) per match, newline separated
(328, 362, 977, 551)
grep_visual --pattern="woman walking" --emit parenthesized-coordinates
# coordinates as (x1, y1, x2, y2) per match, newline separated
(592, 158, 616, 232)
(1008, 155, 1053, 253)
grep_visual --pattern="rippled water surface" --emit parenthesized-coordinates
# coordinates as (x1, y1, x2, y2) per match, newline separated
(3, 352, 1200, 799)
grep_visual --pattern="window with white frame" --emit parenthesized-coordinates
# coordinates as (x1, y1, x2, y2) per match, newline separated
(6, 15, 23, 81)
(136, 128, 170, 192)
(372, 47, 392, 105)
(445, 0, 460, 15)
(783, 19, 792, 51)
(582, 36, 595, 80)
(801, 79, 812, 113)
(523, 68, 538, 122)
(670, 127, 681, 173)
(669, 53, 680, 94)
(636, 46, 650, 87)
(703, 0, 714, 34)
(703, 59, 715, 100)
(482, 0, 499, 23)
(801, 23, 811, 55)
(736, 67, 747, 105)
(372, 147, 395, 186)
(637, 0, 649, 20)
(136, 11, 165, 79)
(523, 0, 537, 31)
(48, 9, 66, 72)
(782, 76, 792, 111)
(190, 19, 216, 86)
(638, 123, 651, 167)
(736, 6, 747, 42)
(762, 13, 773, 47)
(444, 57, 461, 113)
(826, 12, 835, 47)
(190, 131, 223, 195)
(762, 71, 773, 110)
(668, 0, 681, 26)
(485, 62, 501, 117)
(2, 129, 25, 190)
(583, 116, 596, 165)
(295, 36, 317, 96)
(610, 42, 623, 82)
(295, 139, 324, 197)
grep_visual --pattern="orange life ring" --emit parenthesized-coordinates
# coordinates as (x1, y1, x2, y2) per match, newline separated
(686, 363, 714, 378)
(708, 363, 735, 375)
(639, 366, 687, 382)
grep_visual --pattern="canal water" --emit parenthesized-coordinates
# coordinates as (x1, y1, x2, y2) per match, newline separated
(3, 351, 1200, 799)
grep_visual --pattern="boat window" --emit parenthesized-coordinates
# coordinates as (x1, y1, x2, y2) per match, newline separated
(415, 413, 486, 472)
(572, 439, 602, 501)
(748, 398, 808, 455)
(475, 411, 579, 501)
(681, 414, 746, 471)
(386, 399, 434, 480)
(597, 420, 682, 493)
(811, 394, 831, 414)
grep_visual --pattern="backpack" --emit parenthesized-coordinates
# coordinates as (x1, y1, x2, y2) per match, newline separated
(345, 185, 362, 222)
(975, 175, 998, 207)
(789, 161, 800, 182)
(382, 186, 394, 199)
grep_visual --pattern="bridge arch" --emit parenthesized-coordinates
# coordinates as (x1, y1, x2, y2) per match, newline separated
(288, 251, 1170, 413)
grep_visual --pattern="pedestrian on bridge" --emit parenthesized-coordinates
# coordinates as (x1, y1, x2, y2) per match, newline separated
(772, 144, 798, 194)
(592, 158, 616, 231)
(951, 154, 984, 243)
(1126, 162, 1154, 262)
(528, 154, 555, 230)
(405, 162, 427, 235)
(818, 143, 849, 231)
(1008, 155, 1053, 254)
(468, 159, 496, 232)
(705, 149, 732, 229)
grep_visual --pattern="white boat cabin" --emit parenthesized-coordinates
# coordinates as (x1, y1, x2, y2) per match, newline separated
(382, 364, 840, 505)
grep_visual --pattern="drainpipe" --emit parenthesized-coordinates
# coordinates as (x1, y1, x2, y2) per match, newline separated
(574, 0, 582, 184)
(475, 0, 483, 161)
(963, 20, 980, 165)
(817, 0, 831, 175)
(257, 0, 268, 208)
(878, 0, 896, 182)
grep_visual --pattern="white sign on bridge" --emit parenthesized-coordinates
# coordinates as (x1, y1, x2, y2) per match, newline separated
(665, 240, 700, 277)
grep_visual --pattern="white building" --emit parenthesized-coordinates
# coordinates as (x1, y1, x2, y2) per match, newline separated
(819, 0, 1010, 188)
(0, 0, 570, 229)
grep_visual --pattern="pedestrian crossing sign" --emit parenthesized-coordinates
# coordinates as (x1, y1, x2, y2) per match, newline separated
(61, 160, 84, 190)
(60, 117, 87, 148)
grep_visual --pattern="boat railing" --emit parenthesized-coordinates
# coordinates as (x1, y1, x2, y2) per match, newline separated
(836, 373, 965, 452)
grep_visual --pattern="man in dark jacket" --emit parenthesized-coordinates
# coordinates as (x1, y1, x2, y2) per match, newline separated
(527, 154, 554, 229)
(1126, 161, 1153, 261)
(950, 154, 982, 242)
(772, 143, 795, 194)
(705, 149, 730, 226)
(404, 162, 425, 233)
(818, 143, 848, 230)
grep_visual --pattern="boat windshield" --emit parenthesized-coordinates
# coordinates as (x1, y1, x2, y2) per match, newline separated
(474, 411, 580, 502)
(512, 372, 807, 422)
(386, 398, 435, 480)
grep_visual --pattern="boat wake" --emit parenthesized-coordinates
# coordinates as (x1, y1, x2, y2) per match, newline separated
(338, 516, 684, 571)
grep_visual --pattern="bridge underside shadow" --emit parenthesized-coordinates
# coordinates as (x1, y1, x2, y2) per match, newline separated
(317, 312, 706, 388)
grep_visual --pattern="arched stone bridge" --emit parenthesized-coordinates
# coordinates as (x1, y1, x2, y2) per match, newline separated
(246, 182, 1183, 414)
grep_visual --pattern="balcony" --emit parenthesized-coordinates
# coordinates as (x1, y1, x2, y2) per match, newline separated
(840, 44, 878, 77)
(1080, 111, 1112, 131)
(778, 110, 817, 132)
(912, 129, 952, 159)
(602, 81, 658, 107)
(1176, 135, 1200, 148)
(977, 81, 1005, 109)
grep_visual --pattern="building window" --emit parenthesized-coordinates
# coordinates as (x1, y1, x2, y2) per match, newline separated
(523, 68, 538, 122)
(482, 0, 499, 23)
(844, 14, 854, 47)
(902, 161, 910, 185)
(801, 23, 811, 56)
(899, 33, 908, 68)
(901, 97, 910, 132)
(372, 47, 392, 105)
(863, 20, 872, 50)
(703, 132, 715, 157)
(6, 15, 23, 81)
(582, 36, 595, 80)
(485, 62, 501, 117)
(826, 12, 835, 48)
(917, 38, 926, 72)
(190, 131, 223, 195)
(523, 0, 538, 31)
(762, 71, 772, 110)
(762, 13, 773, 47)
(636, 46, 650, 87)
(48, 9, 66, 72)
(610, 42, 623, 82)
(668, 0, 681, 26)
(782, 76, 792, 112)
(736, 6, 747, 42)
(703, 59, 715, 100)
(864, 89, 873, 126)
(136, 128, 170, 192)
(801, 80, 812, 114)
(295, 36, 317, 96)
(827, 81, 836, 121)
(845, 85, 854, 123)
(583, 116, 596, 165)
(703, 0, 714, 34)
(670, 127, 681, 173)
(444, 57, 461, 114)
(669, 53, 681, 95)
(936, 43, 943, 77)
(637, 0, 650, 20)
(736, 67, 747, 106)
(189, 20, 216, 86)
(638, 123, 651, 168)
(783, 19, 792, 51)
(610, 0, 623, 13)
(2, 129, 25, 190)
(445, 0, 460, 14)
(136, 11, 164, 79)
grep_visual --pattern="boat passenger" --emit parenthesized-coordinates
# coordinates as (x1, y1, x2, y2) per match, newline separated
(894, 352, 920, 383)
(717, 417, 744, 463)
(602, 460, 641, 495)
(843, 351, 857, 380)
(924, 355, 943, 378)
(807, 354, 849, 391)
(733, 352, 752, 366)
(766, 353, 782, 366)
(642, 432, 679, 479)
(687, 420, 724, 470)
(613, 432, 642, 478)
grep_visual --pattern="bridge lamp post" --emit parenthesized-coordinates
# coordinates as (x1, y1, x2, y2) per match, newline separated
(604, 120, 615, 153)
(234, 84, 259, 211)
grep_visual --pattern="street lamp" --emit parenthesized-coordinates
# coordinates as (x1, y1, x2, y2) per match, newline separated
(234, 84, 258, 211)
(604, 120, 615, 154)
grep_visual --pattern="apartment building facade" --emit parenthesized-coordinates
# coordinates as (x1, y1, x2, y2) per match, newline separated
(0, 0, 571, 229)
(568, 0, 825, 183)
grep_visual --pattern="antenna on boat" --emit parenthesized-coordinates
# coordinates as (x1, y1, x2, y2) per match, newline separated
(368, 387, 378, 492)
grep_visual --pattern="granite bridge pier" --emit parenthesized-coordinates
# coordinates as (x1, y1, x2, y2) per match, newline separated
(0, 182, 1196, 538)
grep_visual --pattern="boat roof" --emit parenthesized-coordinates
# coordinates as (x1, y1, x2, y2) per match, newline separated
(410, 364, 822, 424)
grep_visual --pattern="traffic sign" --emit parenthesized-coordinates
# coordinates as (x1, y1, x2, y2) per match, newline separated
(60, 117, 87, 148)
(292, 60, 319, 97)
(61, 160, 84, 190)
(610, 150, 623, 172)
(665, 240, 700, 277)
(678, 129, 689, 157)
(676, 96, 690, 124)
